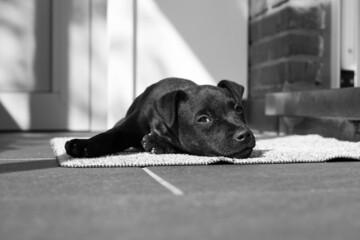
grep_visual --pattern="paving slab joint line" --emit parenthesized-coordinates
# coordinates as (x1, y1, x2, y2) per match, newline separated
(142, 167, 184, 196)
(0, 158, 56, 161)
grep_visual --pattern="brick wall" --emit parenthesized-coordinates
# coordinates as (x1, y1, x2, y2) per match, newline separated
(247, 0, 359, 141)
(249, 0, 329, 99)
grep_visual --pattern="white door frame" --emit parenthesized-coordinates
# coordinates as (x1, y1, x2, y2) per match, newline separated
(330, 0, 341, 88)
(331, 0, 360, 88)
(356, 0, 360, 87)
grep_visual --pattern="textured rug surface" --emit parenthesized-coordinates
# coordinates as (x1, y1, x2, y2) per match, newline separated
(51, 135, 360, 168)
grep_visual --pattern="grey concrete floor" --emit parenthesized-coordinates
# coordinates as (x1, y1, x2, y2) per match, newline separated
(1, 132, 360, 240)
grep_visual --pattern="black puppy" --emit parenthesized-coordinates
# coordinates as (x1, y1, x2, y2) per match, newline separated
(65, 78, 255, 158)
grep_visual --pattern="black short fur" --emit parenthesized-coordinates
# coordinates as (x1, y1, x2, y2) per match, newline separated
(65, 77, 255, 158)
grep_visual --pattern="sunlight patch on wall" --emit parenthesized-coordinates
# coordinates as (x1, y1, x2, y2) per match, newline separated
(107, 0, 134, 127)
(52, 0, 91, 131)
(136, 0, 215, 95)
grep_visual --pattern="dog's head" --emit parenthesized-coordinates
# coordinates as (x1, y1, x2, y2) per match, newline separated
(152, 80, 255, 158)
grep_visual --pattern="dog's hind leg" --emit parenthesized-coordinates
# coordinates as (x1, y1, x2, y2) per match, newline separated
(65, 112, 145, 158)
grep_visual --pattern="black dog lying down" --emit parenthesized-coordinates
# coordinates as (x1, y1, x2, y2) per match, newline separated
(65, 78, 255, 158)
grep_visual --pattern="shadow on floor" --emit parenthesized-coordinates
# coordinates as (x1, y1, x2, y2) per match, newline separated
(0, 159, 58, 174)
(326, 158, 360, 162)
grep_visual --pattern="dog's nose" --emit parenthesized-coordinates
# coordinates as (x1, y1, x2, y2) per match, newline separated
(234, 130, 252, 142)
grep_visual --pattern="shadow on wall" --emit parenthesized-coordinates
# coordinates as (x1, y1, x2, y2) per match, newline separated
(0, 0, 54, 130)
(0, 0, 248, 130)
(0, 102, 18, 129)
(0, 0, 94, 130)
(136, 0, 248, 95)
(0, 0, 50, 92)
(154, 0, 247, 83)
(136, 0, 214, 94)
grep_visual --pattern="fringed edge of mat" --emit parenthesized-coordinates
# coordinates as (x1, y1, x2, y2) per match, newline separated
(55, 157, 349, 168)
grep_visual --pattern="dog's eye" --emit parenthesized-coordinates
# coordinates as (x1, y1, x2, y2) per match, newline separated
(234, 105, 243, 114)
(197, 116, 212, 123)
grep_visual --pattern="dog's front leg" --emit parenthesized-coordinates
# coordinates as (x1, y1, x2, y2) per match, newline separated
(65, 113, 143, 158)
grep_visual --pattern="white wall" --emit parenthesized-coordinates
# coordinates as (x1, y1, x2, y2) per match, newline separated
(108, 0, 249, 127)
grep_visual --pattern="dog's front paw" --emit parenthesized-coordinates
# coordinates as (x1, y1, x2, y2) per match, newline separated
(65, 139, 93, 158)
(141, 133, 177, 154)
(150, 147, 166, 154)
(141, 133, 155, 152)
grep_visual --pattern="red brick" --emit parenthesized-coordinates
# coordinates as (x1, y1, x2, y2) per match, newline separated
(251, 62, 287, 86)
(250, 32, 322, 65)
(250, 5, 325, 43)
(288, 61, 323, 83)
(250, 60, 323, 98)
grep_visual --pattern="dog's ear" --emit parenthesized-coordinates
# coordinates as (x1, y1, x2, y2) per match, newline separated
(153, 90, 186, 130)
(217, 80, 245, 103)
